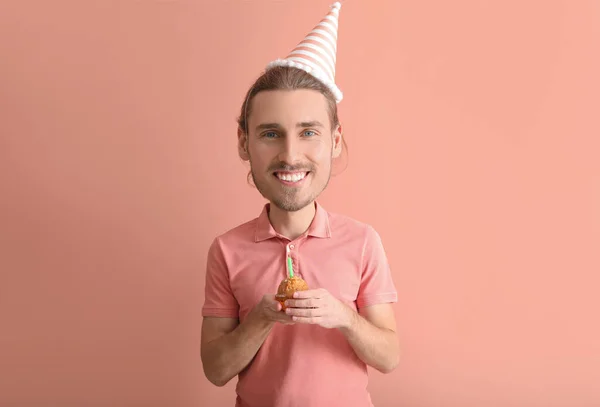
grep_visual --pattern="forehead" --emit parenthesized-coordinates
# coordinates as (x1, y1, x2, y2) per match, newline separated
(249, 89, 330, 130)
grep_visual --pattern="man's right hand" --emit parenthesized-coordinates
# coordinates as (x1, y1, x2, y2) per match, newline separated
(252, 295, 295, 325)
(201, 294, 294, 387)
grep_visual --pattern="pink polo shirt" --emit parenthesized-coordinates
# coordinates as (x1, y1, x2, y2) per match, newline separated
(202, 202, 397, 407)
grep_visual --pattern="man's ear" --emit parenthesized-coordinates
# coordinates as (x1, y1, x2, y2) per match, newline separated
(238, 127, 249, 161)
(332, 123, 343, 158)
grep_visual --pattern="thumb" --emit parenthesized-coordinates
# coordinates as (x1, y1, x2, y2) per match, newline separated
(264, 294, 282, 311)
(272, 300, 282, 312)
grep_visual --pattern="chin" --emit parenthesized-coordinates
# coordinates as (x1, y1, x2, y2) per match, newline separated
(253, 177, 325, 212)
(271, 198, 313, 212)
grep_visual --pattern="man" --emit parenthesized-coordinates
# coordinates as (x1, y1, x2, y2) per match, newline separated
(201, 3, 399, 406)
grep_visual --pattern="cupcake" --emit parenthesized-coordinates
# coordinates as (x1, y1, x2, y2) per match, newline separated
(275, 275, 308, 311)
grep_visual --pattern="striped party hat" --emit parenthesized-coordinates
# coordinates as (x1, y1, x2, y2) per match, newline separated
(266, 1, 344, 103)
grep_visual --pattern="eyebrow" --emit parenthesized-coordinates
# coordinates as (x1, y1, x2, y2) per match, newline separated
(255, 123, 282, 131)
(255, 121, 325, 132)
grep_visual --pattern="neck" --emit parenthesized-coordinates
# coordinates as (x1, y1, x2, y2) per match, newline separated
(268, 202, 316, 241)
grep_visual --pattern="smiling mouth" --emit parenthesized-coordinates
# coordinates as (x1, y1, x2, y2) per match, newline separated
(274, 171, 310, 184)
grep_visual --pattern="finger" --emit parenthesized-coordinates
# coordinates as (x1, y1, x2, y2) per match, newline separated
(292, 289, 325, 299)
(265, 308, 286, 319)
(264, 294, 279, 303)
(285, 298, 320, 308)
(291, 316, 322, 324)
(277, 316, 295, 325)
(264, 302, 281, 313)
(264, 294, 279, 301)
(263, 295, 282, 311)
(265, 308, 294, 322)
(286, 307, 323, 317)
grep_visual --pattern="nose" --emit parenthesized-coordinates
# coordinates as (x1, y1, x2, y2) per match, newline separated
(277, 135, 301, 165)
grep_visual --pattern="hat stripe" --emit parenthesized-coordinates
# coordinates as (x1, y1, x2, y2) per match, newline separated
(321, 15, 338, 29)
(310, 28, 337, 50)
(297, 40, 336, 72)
(304, 35, 337, 61)
(324, 15, 339, 28)
(288, 49, 335, 79)
(316, 21, 337, 39)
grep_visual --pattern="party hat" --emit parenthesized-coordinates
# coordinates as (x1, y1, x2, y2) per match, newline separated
(266, 2, 344, 103)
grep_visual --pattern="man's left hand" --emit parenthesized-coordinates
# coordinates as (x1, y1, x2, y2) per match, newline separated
(284, 288, 355, 330)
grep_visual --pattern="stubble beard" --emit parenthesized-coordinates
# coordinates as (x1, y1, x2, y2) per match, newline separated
(249, 163, 332, 212)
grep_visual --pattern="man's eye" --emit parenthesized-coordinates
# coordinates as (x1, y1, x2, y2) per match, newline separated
(264, 131, 278, 138)
(303, 130, 316, 137)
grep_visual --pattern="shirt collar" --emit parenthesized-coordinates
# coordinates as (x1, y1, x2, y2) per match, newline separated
(254, 201, 331, 242)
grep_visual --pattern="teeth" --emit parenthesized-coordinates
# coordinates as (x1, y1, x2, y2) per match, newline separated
(277, 172, 307, 182)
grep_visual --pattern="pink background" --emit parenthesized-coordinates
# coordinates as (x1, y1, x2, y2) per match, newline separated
(1, 1, 599, 406)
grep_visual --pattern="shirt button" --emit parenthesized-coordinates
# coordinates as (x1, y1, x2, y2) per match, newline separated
(289, 244, 295, 249)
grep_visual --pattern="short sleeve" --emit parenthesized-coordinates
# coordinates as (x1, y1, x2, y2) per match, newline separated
(356, 225, 398, 309)
(201, 237, 240, 318)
